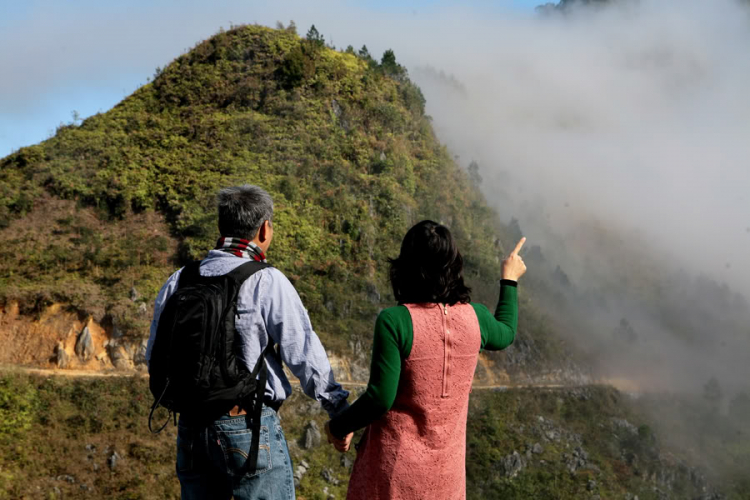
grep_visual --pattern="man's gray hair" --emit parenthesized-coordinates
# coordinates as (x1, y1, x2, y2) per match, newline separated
(217, 185, 274, 239)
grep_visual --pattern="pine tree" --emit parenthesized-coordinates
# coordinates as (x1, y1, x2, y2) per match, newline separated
(381, 49, 397, 69)
(358, 45, 372, 60)
(306, 24, 324, 48)
(380, 49, 405, 79)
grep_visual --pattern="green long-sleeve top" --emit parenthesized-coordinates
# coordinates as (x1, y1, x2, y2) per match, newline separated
(329, 280, 518, 439)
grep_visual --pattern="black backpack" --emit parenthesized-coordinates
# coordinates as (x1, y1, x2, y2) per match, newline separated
(148, 260, 271, 469)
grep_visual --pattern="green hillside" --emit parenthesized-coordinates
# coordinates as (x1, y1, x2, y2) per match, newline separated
(1, 370, 738, 499)
(0, 24, 526, 355)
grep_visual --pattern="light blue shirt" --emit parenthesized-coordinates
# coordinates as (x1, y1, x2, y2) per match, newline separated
(146, 249, 350, 418)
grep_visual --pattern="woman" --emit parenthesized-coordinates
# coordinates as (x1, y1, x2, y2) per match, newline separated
(325, 220, 527, 500)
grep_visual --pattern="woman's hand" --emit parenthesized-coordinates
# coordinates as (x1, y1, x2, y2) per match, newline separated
(502, 237, 527, 281)
(325, 421, 353, 452)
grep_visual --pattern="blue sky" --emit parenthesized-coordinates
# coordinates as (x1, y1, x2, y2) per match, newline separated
(0, 0, 544, 157)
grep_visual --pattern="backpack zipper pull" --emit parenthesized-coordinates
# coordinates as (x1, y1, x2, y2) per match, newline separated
(443, 304, 448, 315)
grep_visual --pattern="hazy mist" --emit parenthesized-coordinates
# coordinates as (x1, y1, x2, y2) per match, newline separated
(402, 0, 750, 399)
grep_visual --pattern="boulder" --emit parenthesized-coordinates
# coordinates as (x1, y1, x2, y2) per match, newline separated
(331, 99, 343, 118)
(293, 460, 309, 488)
(75, 326, 94, 361)
(365, 282, 381, 304)
(107, 342, 130, 369)
(500, 451, 525, 478)
(321, 468, 340, 486)
(54, 342, 70, 368)
(302, 421, 321, 449)
(108, 451, 121, 470)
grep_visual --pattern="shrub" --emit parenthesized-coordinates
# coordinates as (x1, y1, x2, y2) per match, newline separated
(0, 375, 38, 441)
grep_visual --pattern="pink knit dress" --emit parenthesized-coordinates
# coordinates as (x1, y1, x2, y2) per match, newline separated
(346, 303, 482, 500)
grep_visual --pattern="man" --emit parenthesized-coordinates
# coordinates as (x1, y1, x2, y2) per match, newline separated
(146, 184, 352, 499)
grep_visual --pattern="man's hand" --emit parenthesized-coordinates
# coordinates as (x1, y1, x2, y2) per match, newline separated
(325, 421, 353, 453)
(502, 237, 527, 281)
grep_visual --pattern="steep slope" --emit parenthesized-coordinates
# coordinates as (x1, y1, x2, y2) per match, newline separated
(0, 25, 577, 381)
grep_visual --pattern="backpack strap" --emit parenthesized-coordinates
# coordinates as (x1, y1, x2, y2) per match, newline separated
(177, 261, 203, 287)
(241, 341, 275, 474)
(226, 260, 271, 285)
(178, 260, 268, 288)
(147, 380, 172, 434)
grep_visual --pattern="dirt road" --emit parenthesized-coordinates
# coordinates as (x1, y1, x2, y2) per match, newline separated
(0, 363, 609, 392)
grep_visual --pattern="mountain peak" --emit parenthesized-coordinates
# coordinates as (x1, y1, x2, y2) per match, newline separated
(0, 25, 509, 368)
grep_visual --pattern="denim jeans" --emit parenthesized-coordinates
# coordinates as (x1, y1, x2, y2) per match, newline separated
(176, 406, 295, 500)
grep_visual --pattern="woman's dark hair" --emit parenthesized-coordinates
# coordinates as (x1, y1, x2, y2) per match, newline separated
(389, 220, 471, 305)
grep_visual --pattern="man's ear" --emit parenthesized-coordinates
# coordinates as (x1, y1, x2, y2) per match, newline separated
(258, 220, 269, 242)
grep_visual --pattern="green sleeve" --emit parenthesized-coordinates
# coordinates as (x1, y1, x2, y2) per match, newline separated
(328, 306, 412, 439)
(472, 280, 518, 351)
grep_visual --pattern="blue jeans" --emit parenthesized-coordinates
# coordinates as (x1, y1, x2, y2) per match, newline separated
(176, 406, 295, 500)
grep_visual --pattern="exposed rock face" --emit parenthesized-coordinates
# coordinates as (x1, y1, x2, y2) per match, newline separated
(327, 346, 369, 383)
(133, 339, 148, 367)
(74, 326, 94, 361)
(111, 324, 124, 339)
(106, 341, 130, 370)
(54, 342, 70, 368)
(498, 333, 591, 385)
(612, 417, 639, 436)
(2, 301, 155, 371)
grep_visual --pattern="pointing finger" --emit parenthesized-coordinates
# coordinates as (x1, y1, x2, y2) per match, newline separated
(511, 237, 526, 256)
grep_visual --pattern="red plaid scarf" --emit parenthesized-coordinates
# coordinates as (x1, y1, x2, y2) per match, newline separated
(215, 237, 267, 262)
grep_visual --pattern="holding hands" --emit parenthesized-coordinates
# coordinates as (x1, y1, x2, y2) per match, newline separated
(502, 237, 527, 281)
(325, 421, 353, 453)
